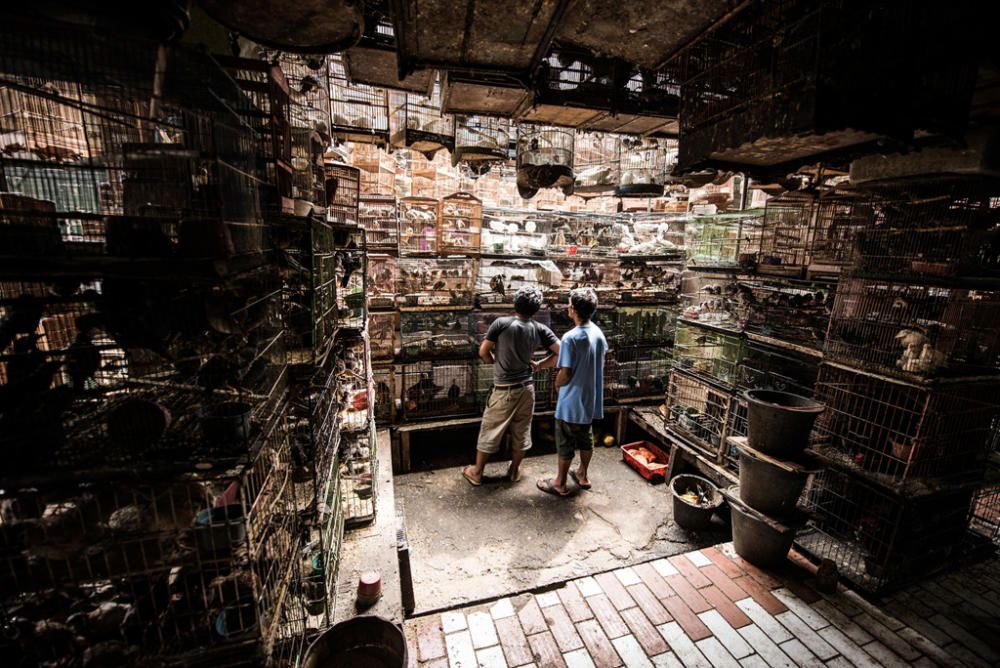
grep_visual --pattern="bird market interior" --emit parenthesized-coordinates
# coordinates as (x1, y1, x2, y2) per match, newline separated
(0, 1, 998, 666)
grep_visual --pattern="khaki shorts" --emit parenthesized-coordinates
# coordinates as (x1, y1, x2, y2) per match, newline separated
(476, 383, 535, 454)
(555, 419, 594, 460)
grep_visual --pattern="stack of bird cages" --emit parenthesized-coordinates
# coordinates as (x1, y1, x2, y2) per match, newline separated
(547, 212, 622, 257)
(617, 258, 684, 303)
(664, 365, 735, 461)
(371, 365, 397, 424)
(573, 132, 619, 197)
(396, 257, 476, 308)
(855, 179, 1000, 283)
(438, 192, 483, 255)
(475, 258, 561, 307)
(334, 228, 367, 333)
(328, 54, 389, 145)
(737, 339, 821, 397)
(678, 271, 743, 331)
(515, 125, 575, 199)
(305, 433, 342, 622)
(605, 346, 672, 403)
(359, 194, 398, 251)
(399, 311, 476, 361)
(619, 212, 687, 258)
(332, 336, 372, 435)
(452, 116, 512, 175)
(797, 466, 979, 593)
(368, 311, 399, 362)
(398, 196, 440, 255)
(673, 318, 744, 388)
(481, 208, 551, 256)
(824, 279, 1000, 381)
(323, 160, 361, 226)
(367, 252, 397, 310)
(340, 426, 377, 528)
(389, 82, 454, 158)
(809, 363, 1000, 491)
(686, 210, 763, 269)
(547, 303, 621, 345)
(808, 193, 873, 277)
(736, 278, 834, 351)
(615, 137, 676, 198)
(282, 57, 331, 208)
(399, 360, 478, 421)
(754, 195, 815, 277)
(353, 144, 396, 195)
(970, 479, 1000, 545)
(475, 362, 555, 412)
(530, 45, 616, 125)
(550, 258, 623, 307)
(614, 305, 678, 346)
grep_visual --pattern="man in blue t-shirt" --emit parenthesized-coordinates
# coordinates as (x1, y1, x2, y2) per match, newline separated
(538, 287, 607, 497)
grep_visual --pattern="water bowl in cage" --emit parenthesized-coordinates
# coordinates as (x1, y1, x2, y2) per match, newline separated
(193, 503, 247, 555)
(199, 401, 253, 447)
(213, 600, 258, 639)
(106, 398, 172, 450)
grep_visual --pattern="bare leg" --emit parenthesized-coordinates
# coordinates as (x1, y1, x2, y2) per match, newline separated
(464, 450, 490, 484)
(508, 447, 525, 481)
(575, 449, 593, 486)
(554, 456, 573, 492)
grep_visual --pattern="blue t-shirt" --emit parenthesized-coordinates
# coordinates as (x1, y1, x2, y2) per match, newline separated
(555, 323, 607, 424)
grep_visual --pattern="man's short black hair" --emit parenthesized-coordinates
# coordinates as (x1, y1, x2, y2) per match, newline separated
(513, 286, 544, 317)
(570, 287, 598, 320)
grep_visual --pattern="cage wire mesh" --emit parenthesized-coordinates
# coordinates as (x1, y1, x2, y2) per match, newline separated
(808, 193, 873, 276)
(737, 339, 820, 397)
(334, 230, 367, 332)
(970, 481, 1000, 546)
(282, 56, 332, 207)
(475, 258, 561, 307)
(614, 305, 678, 346)
(372, 364, 396, 423)
(368, 310, 398, 362)
(673, 318, 744, 387)
(352, 144, 396, 195)
(685, 210, 763, 268)
(472, 309, 552, 339)
(359, 194, 399, 251)
(535, 45, 617, 116)
(388, 81, 454, 158)
(755, 195, 815, 275)
(736, 278, 834, 351)
(476, 361, 555, 412)
(481, 208, 552, 256)
(438, 192, 482, 255)
(678, 270, 742, 331)
(549, 258, 622, 309)
(340, 426, 377, 529)
(515, 125, 574, 199)
(573, 132, 619, 197)
(396, 257, 476, 308)
(367, 253, 397, 310)
(616, 137, 676, 198)
(323, 160, 360, 226)
(399, 360, 478, 420)
(328, 54, 389, 144)
(617, 258, 684, 303)
(605, 345, 672, 403)
(452, 115, 511, 176)
(664, 366, 734, 461)
(547, 212, 621, 257)
(398, 196, 439, 255)
(619, 212, 687, 258)
(400, 310, 475, 361)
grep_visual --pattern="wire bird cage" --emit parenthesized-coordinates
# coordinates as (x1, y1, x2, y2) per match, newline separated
(528, 45, 616, 126)
(476, 258, 561, 306)
(368, 311, 398, 362)
(619, 212, 687, 258)
(472, 309, 552, 339)
(398, 196, 439, 255)
(352, 144, 396, 195)
(808, 194, 874, 277)
(737, 339, 821, 397)
(282, 57, 332, 208)
(678, 271, 742, 330)
(332, 336, 371, 434)
(736, 278, 834, 351)
(617, 258, 684, 304)
(367, 253, 397, 310)
(481, 208, 551, 256)
(856, 180, 1000, 283)
(372, 364, 396, 423)
(438, 192, 482, 255)
(605, 346, 672, 403)
(328, 54, 389, 145)
(451, 115, 511, 175)
(614, 305, 678, 346)
(359, 194, 398, 251)
(572, 132, 619, 197)
(970, 481, 1000, 546)
(549, 258, 622, 308)
(399, 360, 478, 420)
(399, 311, 475, 361)
(548, 302, 621, 346)
(686, 210, 763, 269)
(809, 363, 1000, 490)
(754, 196, 815, 277)
(340, 428, 377, 529)
(476, 361, 555, 412)
(389, 82, 454, 158)
(396, 257, 476, 308)
(616, 137, 676, 198)
(547, 212, 622, 258)
(824, 279, 1000, 381)
(664, 366, 734, 461)
(515, 125, 574, 199)
(673, 318, 744, 388)
(323, 160, 360, 226)
(797, 467, 978, 594)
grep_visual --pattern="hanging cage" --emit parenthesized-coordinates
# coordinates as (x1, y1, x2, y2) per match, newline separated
(515, 125, 575, 199)
(616, 136, 676, 198)
(452, 115, 512, 176)
(438, 192, 483, 255)
(328, 54, 389, 145)
(322, 158, 360, 225)
(573, 132, 619, 197)
(389, 80, 454, 158)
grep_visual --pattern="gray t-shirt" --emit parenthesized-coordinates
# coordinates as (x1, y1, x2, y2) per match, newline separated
(486, 316, 559, 385)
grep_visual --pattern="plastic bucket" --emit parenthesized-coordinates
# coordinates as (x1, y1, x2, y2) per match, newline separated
(743, 390, 824, 458)
(723, 487, 802, 568)
(737, 446, 812, 520)
(670, 474, 722, 530)
(303, 616, 408, 668)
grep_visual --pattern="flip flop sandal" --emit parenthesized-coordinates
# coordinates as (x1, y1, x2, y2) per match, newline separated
(507, 469, 521, 483)
(537, 478, 572, 497)
(570, 470, 592, 490)
(462, 468, 482, 487)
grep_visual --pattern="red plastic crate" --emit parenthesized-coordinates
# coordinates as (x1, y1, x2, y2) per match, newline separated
(621, 440, 670, 483)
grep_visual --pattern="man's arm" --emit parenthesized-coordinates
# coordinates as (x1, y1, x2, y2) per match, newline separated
(530, 342, 560, 372)
(479, 339, 496, 364)
(555, 365, 573, 389)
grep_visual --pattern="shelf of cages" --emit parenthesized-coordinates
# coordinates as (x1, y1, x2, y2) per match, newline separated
(672, 317, 745, 388)
(854, 179, 1000, 284)
(809, 362, 1000, 494)
(476, 362, 556, 413)
(399, 310, 476, 361)
(618, 212, 687, 259)
(328, 54, 389, 145)
(340, 423, 378, 529)
(398, 196, 440, 255)
(807, 193, 874, 277)
(548, 258, 623, 310)
(547, 304, 623, 347)
(472, 308, 552, 340)
(796, 466, 979, 594)
(615, 137, 676, 198)
(452, 116, 512, 176)
(388, 83, 455, 159)
(480, 208, 552, 257)
(323, 159, 360, 227)
(617, 258, 684, 304)
(312, 444, 344, 622)
(515, 125, 574, 200)
(399, 359, 479, 421)
(0, 403, 304, 664)
(613, 305, 678, 347)
(753, 195, 815, 277)
(824, 278, 1000, 381)
(439, 192, 483, 255)
(547, 212, 622, 258)
(360, 194, 399, 251)
(282, 57, 332, 208)
(678, 270, 744, 331)
(396, 257, 477, 309)
(475, 258, 562, 307)
(368, 310, 399, 362)
(367, 252, 397, 311)
(685, 210, 763, 270)
(572, 132, 619, 198)
(721, 395, 748, 473)
(663, 366, 734, 462)
(605, 346, 672, 404)
(372, 364, 397, 424)
(736, 278, 834, 352)
(737, 338, 821, 398)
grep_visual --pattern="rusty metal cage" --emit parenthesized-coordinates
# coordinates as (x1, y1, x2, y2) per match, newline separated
(616, 137, 675, 198)
(970, 480, 1000, 546)
(808, 193, 874, 277)
(810, 363, 1000, 490)
(328, 54, 389, 145)
(359, 194, 398, 251)
(399, 311, 475, 361)
(475, 258, 561, 307)
(673, 318, 744, 388)
(515, 125, 574, 199)
(736, 278, 834, 351)
(825, 278, 1000, 380)
(438, 192, 482, 255)
(605, 345, 672, 404)
(388, 81, 454, 158)
(797, 467, 978, 594)
(737, 339, 820, 397)
(396, 257, 476, 308)
(367, 252, 397, 310)
(686, 210, 763, 269)
(323, 160, 360, 227)
(664, 366, 734, 461)
(452, 116, 512, 175)
(399, 360, 478, 421)
(398, 196, 439, 255)
(368, 310, 398, 362)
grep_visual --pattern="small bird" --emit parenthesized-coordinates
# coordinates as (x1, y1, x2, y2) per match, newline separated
(489, 275, 506, 298)
(65, 331, 101, 392)
(298, 74, 320, 95)
(447, 380, 461, 400)
(432, 280, 447, 291)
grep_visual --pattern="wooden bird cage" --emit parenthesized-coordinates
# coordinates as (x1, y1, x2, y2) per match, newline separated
(398, 196, 439, 255)
(359, 194, 398, 251)
(389, 80, 454, 158)
(616, 136, 676, 198)
(515, 125, 574, 200)
(323, 159, 360, 225)
(329, 54, 389, 145)
(452, 115, 512, 176)
(573, 132, 619, 197)
(438, 192, 482, 255)
(367, 252, 397, 309)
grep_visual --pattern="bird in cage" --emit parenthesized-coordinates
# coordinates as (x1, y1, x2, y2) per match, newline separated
(489, 275, 506, 298)
(406, 372, 443, 409)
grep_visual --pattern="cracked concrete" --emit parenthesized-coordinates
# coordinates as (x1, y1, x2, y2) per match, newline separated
(395, 446, 731, 614)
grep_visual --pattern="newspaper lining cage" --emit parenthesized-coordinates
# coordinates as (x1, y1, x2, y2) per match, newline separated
(438, 192, 482, 255)
(573, 132, 619, 197)
(398, 196, 439, 255)
(605, 345, 672, 403)
(755, 195, 815, 276)
(810, 363, 1000, 489)
(516, 125, 574, 199)
(664, 365, 734, 461)
(452, 115, 511, 175)
(481, 208, 551, 256)
(686, 210, 763, 268)
(797, 466, 978, 594)
(396, 257, 476, 308)
(673, 317, 745, 388)
(736, 278, 834, 351)
(359, 194, 398, 251)
(476, 258, 561, 306)
(399, 310, 476, 360)
(368, 310, 398, 361)
(282, 57, 332, 208)
(367, 252, 397, 309)
(547, 212, 622, 257)
(328, 54, 389, 145)
(824, 279, 1000, 380)
(616, 136, 676, 198)
(323, 159, 360, 226)
(399, 360, 478, 420)
(619, 212, 687, 258)
(389, 81, 454, 158)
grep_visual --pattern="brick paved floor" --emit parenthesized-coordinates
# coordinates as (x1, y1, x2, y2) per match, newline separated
(403, 543, 1000, 667)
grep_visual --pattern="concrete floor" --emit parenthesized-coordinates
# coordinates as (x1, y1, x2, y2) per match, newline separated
(395, 446, 731, 614)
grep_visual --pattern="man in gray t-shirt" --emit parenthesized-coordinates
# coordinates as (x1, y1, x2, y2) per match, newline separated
(463, 287, 560, 486)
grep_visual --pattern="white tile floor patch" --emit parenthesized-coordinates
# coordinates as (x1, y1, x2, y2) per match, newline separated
(562, 648, 597, 668)
(446, 629, 478, 668)
(612, 634, 653, 668)
(575, 577, 603, 597)
(614, 567, 642, 587)
(685, 550, 713, 568)
(468, 611, 499, 649)
(535, 591, 561, 608)
(490, 597, 515, 620)
(443, 610, 469, 633)
(651, 558, 679, 578)
(474, 644, 507, 668)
